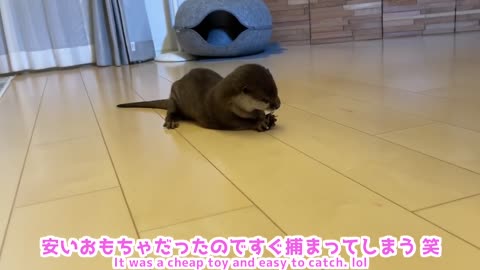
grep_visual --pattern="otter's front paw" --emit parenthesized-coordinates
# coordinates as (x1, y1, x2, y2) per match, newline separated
(265, 113, 277, 128)
(163, 120, 179, 129)
(255, 114, 277, 132)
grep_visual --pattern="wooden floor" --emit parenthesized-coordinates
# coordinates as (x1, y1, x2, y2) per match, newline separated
(1, 32, 479, 269)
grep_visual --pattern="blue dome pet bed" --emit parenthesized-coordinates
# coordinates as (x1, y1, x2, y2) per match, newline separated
(174, 0, 273, 57)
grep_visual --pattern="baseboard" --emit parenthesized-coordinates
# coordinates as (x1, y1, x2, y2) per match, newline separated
(0, 76, 14, 100)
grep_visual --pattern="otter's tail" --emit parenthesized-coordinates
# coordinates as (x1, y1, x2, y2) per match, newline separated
(117, 99, 169, 109)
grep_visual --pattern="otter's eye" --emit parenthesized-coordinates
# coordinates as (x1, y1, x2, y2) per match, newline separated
(242, 87, 251, 94)
(262, 98, 269, 103)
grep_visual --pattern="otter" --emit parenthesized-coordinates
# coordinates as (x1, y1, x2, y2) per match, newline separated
(117, 64, 281, 132)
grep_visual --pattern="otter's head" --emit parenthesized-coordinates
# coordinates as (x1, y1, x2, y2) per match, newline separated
(231, 64, 281, 112)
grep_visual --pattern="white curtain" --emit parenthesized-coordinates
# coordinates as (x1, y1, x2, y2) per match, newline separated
(0, 0, 155, 75)
(0, 0, 94, 74)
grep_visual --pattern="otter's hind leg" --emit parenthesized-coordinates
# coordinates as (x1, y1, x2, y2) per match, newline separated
(163, 100, 182, 129)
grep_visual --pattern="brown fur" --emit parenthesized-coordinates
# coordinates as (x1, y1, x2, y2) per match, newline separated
(117, 64, 281, 131)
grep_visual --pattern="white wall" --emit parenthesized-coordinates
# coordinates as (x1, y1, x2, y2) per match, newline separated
(144, 0, 177, 54)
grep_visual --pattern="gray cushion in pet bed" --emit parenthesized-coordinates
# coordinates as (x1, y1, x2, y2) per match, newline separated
(174, 0, 273, 57)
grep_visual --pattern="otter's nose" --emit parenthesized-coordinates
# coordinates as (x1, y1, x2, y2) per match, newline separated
(271, 97, 281, 110)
